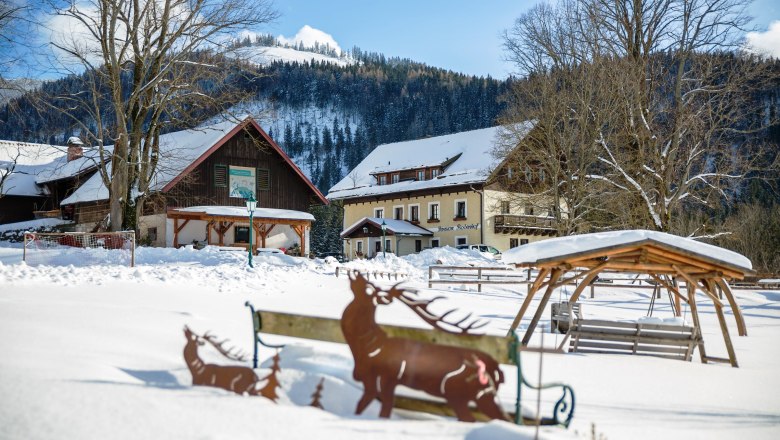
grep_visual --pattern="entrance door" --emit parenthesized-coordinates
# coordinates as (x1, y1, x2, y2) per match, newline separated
(375, 240, 382, 256)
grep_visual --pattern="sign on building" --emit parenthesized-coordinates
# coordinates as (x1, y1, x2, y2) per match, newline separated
(229, 166, 256, 199)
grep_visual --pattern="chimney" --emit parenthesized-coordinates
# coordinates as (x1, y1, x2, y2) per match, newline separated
(67, 136, 84, 162)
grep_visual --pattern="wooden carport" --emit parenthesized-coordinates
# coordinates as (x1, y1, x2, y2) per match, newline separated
(503, 230, 753, 367)
(167, 206, 312, 255)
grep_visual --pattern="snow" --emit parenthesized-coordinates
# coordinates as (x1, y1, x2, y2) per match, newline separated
(0, 217, 73, 232)
(235, 45, 352, 68)
(502, 229, 753, 272)
(172, 206, 315, 221)
(341, 216, 433, 237)
(327, 124, 533, 200)
(1, 242, 778, 439)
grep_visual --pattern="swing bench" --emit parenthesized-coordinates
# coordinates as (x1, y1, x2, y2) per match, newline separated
(244, 301, 575, 427)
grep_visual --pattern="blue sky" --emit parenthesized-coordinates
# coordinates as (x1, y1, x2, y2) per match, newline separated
(267, 0, 780, 78)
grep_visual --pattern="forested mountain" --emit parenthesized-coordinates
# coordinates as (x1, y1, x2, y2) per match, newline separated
(0, 41, 511, 193)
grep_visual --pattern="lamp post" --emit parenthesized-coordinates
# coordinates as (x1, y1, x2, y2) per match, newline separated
(246, 195, 257, 268)
(381, 220, 387, 258)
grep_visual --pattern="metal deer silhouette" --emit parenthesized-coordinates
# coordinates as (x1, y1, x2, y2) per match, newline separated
(183, 326, 263, 396)
(342, 272, 508, 422)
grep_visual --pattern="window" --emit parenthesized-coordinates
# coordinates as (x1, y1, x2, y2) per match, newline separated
(257, 168, 270, 191)
(520, 239, 529, 245)
(356, 240, 364, 255)
(394, 206, 404, 220)
(428, 202, 440, 221)
(235, 226, 250, 243)
(392, 174, 399, 184)
(147, 227, 158, 243)
(500, 201, 510, 214)
(455, 200, 467, 219)
(385, 239, 391, 252)
(431, 168, 440, 178)
(214, 164, 228, 187)
(525, 204, 534, 216)
(378, 175, 387, 185)
(415, 240, 422, 252)
(510, 238, 519, 248)
(525, 165, 532, 182)
(431, 238, 440, 248)
(417, 170, 425, 181)
(456, 236, 467, 246)
(374, 208, 384, 218)
(539, 169, 546, 182)
(507, 166, 513, 179)
(409, 205, 420, 222)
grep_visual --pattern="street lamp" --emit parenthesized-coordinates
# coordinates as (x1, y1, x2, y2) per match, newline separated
(381, 219, 387, 258)
(246, 195, 257, 268)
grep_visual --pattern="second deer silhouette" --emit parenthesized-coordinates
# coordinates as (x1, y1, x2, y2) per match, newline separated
(183, 326, 262, 396)
(342, 272, 508, 422)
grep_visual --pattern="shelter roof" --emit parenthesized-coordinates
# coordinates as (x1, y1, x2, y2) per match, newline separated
(168, 206, 314, 222)
(341, 217, 433, 238)
(502, 229, 753, 276)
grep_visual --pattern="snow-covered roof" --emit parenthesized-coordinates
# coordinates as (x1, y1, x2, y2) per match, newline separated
(502, 229, 753, 272)
(61, 119, 240, 205)
(170, 206, 314, 221)
(0, 140, 102, 197)
(327, 123, 533, 200)
(341, 217, 432, 238)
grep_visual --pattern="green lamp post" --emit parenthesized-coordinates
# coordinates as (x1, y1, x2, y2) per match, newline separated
(246, 195, 257, 268)
(381, 219, 387, 258)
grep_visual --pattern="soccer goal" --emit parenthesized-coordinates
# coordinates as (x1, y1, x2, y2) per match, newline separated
(23, 231, 136, 267)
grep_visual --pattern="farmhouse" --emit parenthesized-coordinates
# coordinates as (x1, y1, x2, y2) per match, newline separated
(2, 117, 326, 255)
(0, 137, 101, 225)
(327, 124, 563, 259)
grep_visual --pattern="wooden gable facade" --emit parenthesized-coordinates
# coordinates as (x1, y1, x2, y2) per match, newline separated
(162, 119, 327, 212)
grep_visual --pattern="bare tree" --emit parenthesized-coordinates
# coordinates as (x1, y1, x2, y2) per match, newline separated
(38, 0, 277, 231)
(501, 0, 775, 233)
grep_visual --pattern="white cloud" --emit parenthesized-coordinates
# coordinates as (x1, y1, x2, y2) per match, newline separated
(277, 25, 342, 55)
(746, 21, 780, 59)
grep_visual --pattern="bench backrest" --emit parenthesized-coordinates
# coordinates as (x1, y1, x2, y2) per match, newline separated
(569, 319, 700, 361)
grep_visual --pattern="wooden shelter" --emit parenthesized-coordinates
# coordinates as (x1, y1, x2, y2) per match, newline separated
(167, 206, 312, 255)
(503, 230, 753, 367)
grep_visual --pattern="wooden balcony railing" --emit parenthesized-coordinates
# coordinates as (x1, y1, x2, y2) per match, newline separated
(493, 214, 557, 236)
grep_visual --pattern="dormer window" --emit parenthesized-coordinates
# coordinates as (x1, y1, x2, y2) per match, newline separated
(431, 168, 440, 178)
(392, 173, 399, 184)
(417, 170, 425, 181)
(379, 175, 387, 185)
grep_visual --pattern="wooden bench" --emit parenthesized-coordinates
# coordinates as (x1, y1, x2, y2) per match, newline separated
(244, 301, 575, 427)
(566, 319, 701, 361)
(550, 302, 582, 334)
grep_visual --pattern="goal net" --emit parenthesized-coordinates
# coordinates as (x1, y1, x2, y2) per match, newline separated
(23, 231, 136, 267)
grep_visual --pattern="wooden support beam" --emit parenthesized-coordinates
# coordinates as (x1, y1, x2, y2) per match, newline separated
(522, 268, 563, 345)
(172, 218, 190, 248)
(507, 267, 550, 336)
(715, 279, 747, 337)
(686, 282, 707, 364)
(713, 304, 739, 368)
(569, 268, 605, 304)
(550, 262, 608, 290)
(673, 267, 723, 308)
(649, 274, 689, 309)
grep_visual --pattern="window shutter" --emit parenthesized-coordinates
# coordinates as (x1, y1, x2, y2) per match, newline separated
(257, 168, 270, 191)
(214, 164, 227, 187)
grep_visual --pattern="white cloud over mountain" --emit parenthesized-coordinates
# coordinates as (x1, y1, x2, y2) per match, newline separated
(277, 25, 342, 55)
(746, 21, 780, 58)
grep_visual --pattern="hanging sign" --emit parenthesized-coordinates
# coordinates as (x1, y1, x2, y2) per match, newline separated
(229, 166, 256, 199)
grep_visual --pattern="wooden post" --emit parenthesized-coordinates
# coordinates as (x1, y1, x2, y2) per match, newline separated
(569, 268, 604, 304)
(715, 279, 747, 337)
(686, 282, 708, 364)
(507, 267, 550, 336)
(714, 304, 739, 367)
(522, 268, 563, 345)
(478, 268, 482, 293)
(428, 266, 433, 288)
(672, 277, 682, 317)
(173, 218, 179, 248)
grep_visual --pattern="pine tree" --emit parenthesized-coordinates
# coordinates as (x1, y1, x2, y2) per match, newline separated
(259, 352, 282, 402)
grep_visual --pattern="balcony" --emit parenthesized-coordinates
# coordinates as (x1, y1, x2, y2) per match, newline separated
(493, 214, 557, 236)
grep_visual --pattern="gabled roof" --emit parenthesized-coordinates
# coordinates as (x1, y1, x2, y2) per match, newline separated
(61, 117, 327, 206)
(502, 229, 753, 274)
(327, 123, 534, 201)
(340, 217, 433, 238)
(1, 140, 101, 197)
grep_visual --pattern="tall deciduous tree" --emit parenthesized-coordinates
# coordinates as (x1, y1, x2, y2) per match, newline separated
(501, 0, 775, 232)
(41, 0, 277, 231)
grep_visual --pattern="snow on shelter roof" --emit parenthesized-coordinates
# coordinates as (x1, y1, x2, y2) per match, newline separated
(327, 124, 533, 200)
(341, 217, 432, 238)
(502, 229, 753, 272)
(169, 206, 314, 221)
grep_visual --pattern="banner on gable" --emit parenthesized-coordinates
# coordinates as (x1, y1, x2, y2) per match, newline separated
(229, 166, 256, 199)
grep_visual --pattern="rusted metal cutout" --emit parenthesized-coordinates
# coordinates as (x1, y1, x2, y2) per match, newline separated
(342, 271, 508, 422)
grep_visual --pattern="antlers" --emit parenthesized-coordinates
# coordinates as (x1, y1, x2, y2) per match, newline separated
(390, 286, 488, 335)
(200, 331, 250, 362)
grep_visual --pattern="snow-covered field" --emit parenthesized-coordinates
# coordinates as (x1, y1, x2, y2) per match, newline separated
(1, 243, 778, 439)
